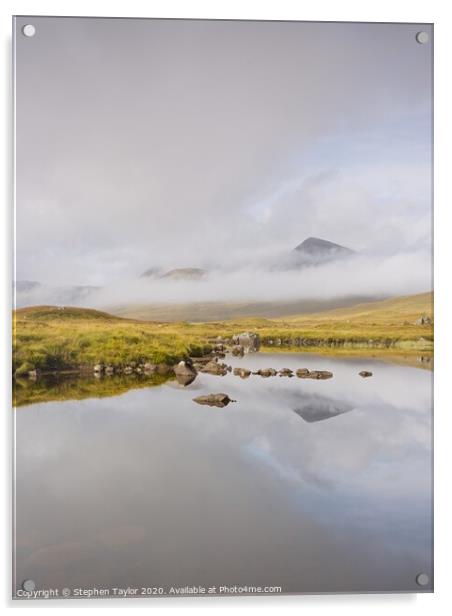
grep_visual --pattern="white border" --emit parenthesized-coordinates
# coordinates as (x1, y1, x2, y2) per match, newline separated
(2, 1, 451, 614)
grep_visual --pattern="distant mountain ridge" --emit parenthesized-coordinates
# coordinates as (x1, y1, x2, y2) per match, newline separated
(15, 236, 358, 311)
(161, 268, 207, 280)
(139, 237, 356, 279)
(141, 267, 207, 280)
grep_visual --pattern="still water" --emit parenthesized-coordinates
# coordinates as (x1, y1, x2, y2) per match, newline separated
(14, 353, 433, 596)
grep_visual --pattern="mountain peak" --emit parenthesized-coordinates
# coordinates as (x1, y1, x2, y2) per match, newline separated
(294, 237, 354, 254)
(294, 237, 354, 260)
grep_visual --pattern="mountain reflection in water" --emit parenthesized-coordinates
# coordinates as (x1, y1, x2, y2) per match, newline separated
(14, 352, 433, 596)
(292, 392, 354, 423)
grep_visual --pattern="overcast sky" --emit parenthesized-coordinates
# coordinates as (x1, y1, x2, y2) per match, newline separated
(15, 17, 432, 291)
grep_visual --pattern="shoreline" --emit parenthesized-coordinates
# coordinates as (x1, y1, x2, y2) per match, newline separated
(14, 347, 433, 408)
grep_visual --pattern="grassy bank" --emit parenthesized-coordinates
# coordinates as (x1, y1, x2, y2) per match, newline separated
(12, 306, 213, 375)
(13, 292, 433, 376)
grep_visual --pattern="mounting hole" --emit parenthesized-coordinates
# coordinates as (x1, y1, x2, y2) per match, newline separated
(416, 572, 429, 587)
(22, 24, 36, 38)
(22, 579, 36, 592)
(415, 31, 429, 44)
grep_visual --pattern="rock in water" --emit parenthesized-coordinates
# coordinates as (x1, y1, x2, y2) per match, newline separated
(176, 374, 197, 386)
(231, 345, 245, 357)
(279, 368, 294, 377)
(359, 371, 373, 378)
(200, 360, 229, 376)
(233, 367, 251, 379)
(193, 393, 234, 408)
(173, 360, 196, 375)
(174, 360, 197, 386)
(255, 368, 277, 377)
(308, 370, 333, 380)
(296, 368, 310, 378)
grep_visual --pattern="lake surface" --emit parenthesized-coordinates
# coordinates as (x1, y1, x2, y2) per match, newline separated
(14, 353, 433, 597)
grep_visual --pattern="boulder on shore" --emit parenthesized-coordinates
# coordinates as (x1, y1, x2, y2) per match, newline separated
(232, 332, 261, 352)
(414, 315, 432, 325)
(173, 360, 195, 375)
(359, 370, 373, 378)
(212, 343, 226, 352)
(174, 360, 197, 386)
(193, 393, 234, 408)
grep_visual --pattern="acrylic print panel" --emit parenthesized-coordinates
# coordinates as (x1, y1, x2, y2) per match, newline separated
(13, 17, 433, 599)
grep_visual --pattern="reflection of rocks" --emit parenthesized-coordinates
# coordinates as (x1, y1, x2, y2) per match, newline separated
(175, 374, 197, 386)
(232, 332, 260, 352)
(174, 361, 197, 386)
(292, 393, 353, 423)
(156, 364, 172, 376)
(193, 393, 234, 407)
(359, 371, 373, 378)
(233, 367, 251, 379)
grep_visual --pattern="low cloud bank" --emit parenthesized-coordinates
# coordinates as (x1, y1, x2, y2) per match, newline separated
(15, 250, 432, 311)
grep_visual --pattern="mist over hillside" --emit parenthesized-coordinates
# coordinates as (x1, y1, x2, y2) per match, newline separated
(14, 236, 431, 320)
